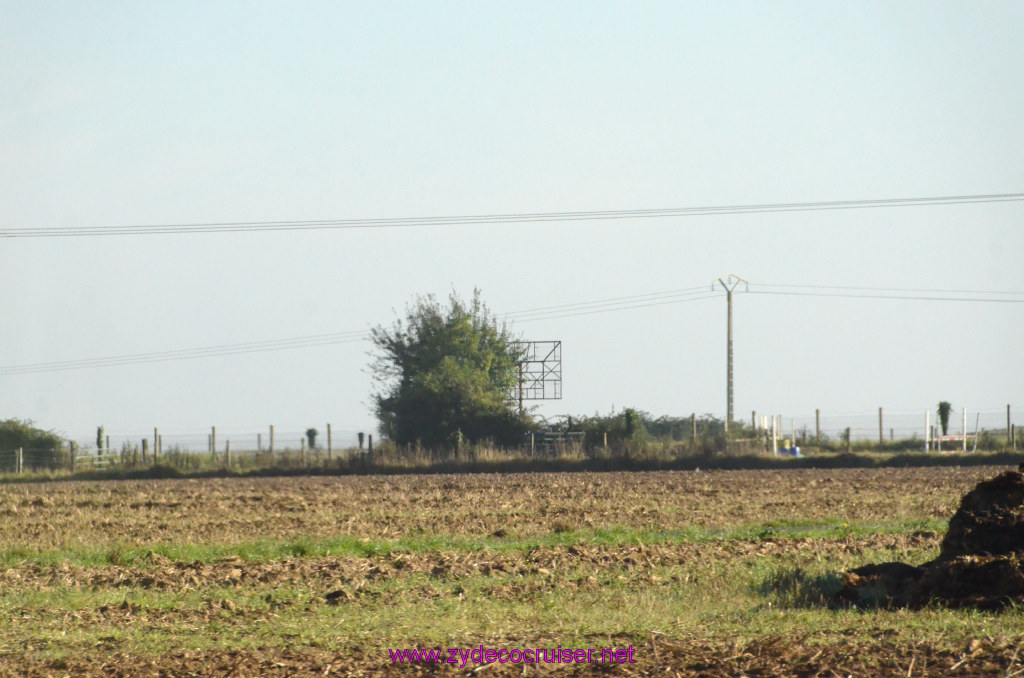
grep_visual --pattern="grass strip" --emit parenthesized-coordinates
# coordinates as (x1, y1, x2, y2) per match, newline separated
(0, 517, 947, 568)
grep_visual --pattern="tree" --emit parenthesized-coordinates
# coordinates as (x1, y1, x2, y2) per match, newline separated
(0, 419, 65, 469)
(370, 290, 529, 449)
(938, 401, 953, 436)
(0, 418, 63, 451)
(306, 428, 318, 449)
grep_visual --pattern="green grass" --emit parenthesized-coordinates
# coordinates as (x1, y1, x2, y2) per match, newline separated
(0, 517, 948, 568)
(3, 538, 1021, 663)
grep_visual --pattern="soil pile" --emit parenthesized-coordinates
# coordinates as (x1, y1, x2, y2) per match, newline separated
(839, 464, 1024, 609)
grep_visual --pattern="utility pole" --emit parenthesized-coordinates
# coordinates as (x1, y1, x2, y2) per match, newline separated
(714, 274, 747, 434)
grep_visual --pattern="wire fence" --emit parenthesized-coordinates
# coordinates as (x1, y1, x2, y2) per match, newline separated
(0, 406, 1019, 475)
(748, 406, 1021, 443)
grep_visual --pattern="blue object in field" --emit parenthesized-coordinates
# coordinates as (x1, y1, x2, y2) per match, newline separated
(782, 446, 803, 458)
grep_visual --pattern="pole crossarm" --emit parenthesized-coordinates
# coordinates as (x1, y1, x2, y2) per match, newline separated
(713, 273, 749, 294)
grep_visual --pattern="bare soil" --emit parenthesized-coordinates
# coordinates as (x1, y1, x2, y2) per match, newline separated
(841, 465, 1024, 609)
(0, 466, 994, 551)
(2, 466, 1022, 676)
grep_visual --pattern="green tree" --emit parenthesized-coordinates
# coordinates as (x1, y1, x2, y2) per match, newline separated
(938, 401, 953, 435)
(370, 290, 529, 449)
(0, 419, 65, 469)
(306, 427, 318, 449)
(96, 425, 105, 454)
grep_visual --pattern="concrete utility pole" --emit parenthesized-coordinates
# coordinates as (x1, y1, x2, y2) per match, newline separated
(714, 274, 748, 434)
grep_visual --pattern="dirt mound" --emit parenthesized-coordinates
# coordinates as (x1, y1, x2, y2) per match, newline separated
(940, 468, 1024, 558)
(839, 464, 1024, 609)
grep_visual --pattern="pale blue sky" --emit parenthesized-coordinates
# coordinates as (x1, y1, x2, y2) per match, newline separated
(1, 1, 1022, 448)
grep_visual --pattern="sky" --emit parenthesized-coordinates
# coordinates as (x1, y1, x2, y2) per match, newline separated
(1, 1, 1022, 450)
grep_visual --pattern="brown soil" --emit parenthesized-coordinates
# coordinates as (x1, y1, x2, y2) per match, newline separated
(1, 466, 1018, 676)
(3, 635, 1021, 677)
(0, 467, 992, 552)
(840, 464, 1024, 609)
(0, 531, 940, 594)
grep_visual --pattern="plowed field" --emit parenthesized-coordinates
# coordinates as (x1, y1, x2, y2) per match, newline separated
(1, 466, 1022, 676)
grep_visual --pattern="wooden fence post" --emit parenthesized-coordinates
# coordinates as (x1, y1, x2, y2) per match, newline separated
(815, 409, 821, 442)
(358, 432, 365, 451)
(154, 428, 159, 461)
(269, 425, 275, 455)
(691, 413, 696, 446)
(327, 423, 332, 461)
(16, 447, 23, 474)
(141, 439, 148, 465)
(225, 440, 231, 468)
(301, 437, 306, 465)
(878, 407, 883, 445)
(368, 434, 374, 457)
(845, 427, 852, 454)
(211, 426, 216, 458)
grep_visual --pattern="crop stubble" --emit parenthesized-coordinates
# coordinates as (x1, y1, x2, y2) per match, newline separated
(1, 466, 1021, 676)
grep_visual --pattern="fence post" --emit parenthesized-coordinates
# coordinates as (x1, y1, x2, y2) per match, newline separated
(691, 413, 696, 446)
(70, 442, 77, 473)
(225, 440, 231, 468)
(878, 407, 883, 445)
(845, 427, 851, 454)
(815, 409, 821, 442)
(358, 432, 365, 451)
(751, 411, 756, 430)
(154, 428, 159, 461)
(962, 408, 967, 454)
(211, 426, 216, 458)
(771, 416, 777, 456)
(368, 434, 374, 457)
(141, 439, 148, 465)
(269, 425, 275, 455)
(1012, 423, 1016, 450)
(105, 435, 110, 455)
(925, 410, 930, 453)
(327, 423, 332, 461)
(16, 447, 23, 474)
(1009, 405, 1013, 440)
(301, 437, 306, 465)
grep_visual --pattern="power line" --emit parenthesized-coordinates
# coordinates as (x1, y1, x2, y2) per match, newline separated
(3, 192, 1022, 238)
(503, 287, 715, 321)
(0, 289, 721, 376)
(753, 282, 1024, 296)
(749, 290, 1024, 303)
(0, 331, 369, 376)
(2, 281, 1020, 376)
